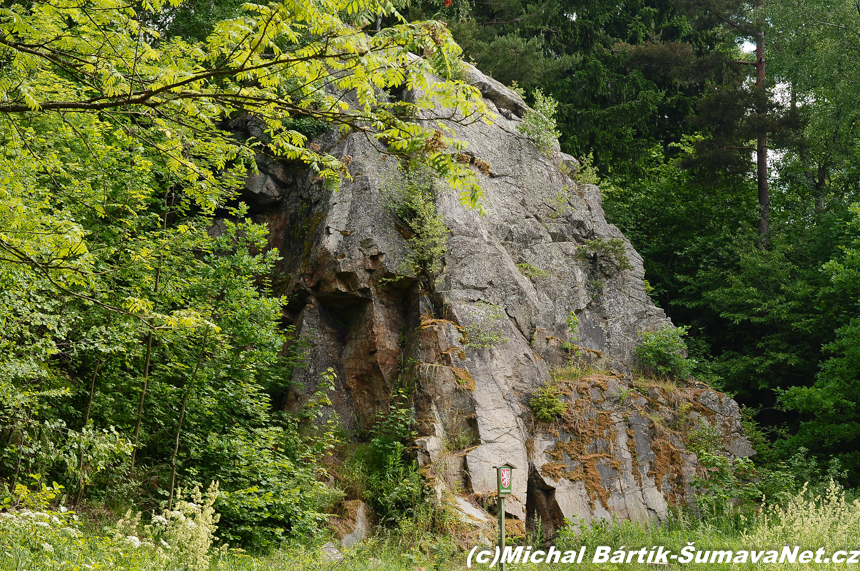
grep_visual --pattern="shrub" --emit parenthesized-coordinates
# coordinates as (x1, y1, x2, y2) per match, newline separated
(546, 187, 572, 219)
(188, 368, 342, 549)
(576, 237, 634, 273)
(530, 383, 567, 422)
(362, 391, 424, 525)
(634, 325, 694, 380)
(383, 165, 450, 274)
(687, 423, 759, 518)
(517, 88, 561, 158)
(560, 312, 581, 355)
(463, 301, 509, 349)
(573, 151, 601, 185)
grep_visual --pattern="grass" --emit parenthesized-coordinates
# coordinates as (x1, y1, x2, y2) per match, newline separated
(4, 482, 860, 570)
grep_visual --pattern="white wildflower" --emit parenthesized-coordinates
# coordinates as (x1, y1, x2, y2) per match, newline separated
(62, 527, 81, 537)
(160, 539, 171, 549)
(125, 535, 141, 548)
(34, 521, 49, 527)
(41, 542, 54, 553)
(151, 515, 168, 526)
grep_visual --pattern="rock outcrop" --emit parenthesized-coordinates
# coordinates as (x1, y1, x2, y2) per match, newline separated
(235, 64, 753, 537)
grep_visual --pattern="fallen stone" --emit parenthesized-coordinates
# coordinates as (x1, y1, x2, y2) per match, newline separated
(320, 541, 344, 562)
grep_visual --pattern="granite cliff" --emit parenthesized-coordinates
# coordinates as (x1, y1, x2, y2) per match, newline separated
(230, 64, 753, 539)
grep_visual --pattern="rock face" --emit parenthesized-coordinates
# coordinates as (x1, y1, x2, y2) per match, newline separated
(237, 64, 753, 536)
(331, 500, 372, 548)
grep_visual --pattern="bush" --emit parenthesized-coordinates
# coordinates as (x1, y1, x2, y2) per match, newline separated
(634, 325, 694, 380)
(687, 423, 759, 519)
(530, 383, 567, 422)
(576, 237, 634, 273)
(463, 301, 509, 349)
(187, 369, 342, 549)
(516, 88, 561, 158)
(383, 165, 450, 274)
(361, 391, 424, 525)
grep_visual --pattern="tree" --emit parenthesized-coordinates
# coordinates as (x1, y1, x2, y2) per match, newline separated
(779, 205, 860, 483)
(0, 0, 488, 545)
(674, 0, 780, 242)
(414, 0, 741, 178)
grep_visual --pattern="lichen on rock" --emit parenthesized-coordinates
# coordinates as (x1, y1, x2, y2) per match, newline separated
(233, 62, 753, 538)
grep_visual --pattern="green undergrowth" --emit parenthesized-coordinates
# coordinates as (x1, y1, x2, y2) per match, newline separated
(4, 484, 860, 570)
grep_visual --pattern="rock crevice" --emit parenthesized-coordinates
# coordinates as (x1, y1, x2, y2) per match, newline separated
(238, 63, 753, 536)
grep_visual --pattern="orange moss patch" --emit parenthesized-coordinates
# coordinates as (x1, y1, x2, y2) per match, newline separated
(452, 366, 476, 391)
(539, 378, 619, 510)
(627, 426, 643, 489)
(505, 518, 526, 538)
(649, 439, 686, 507)
(420, 315, 466, 334)
(538, 368, 739, 513)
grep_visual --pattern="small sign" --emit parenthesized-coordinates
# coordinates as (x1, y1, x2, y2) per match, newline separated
(496, 463, 515, 496)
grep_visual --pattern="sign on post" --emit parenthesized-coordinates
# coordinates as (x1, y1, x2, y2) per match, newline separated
(498, 464, 513, 495)
(494, 463, 516, 571)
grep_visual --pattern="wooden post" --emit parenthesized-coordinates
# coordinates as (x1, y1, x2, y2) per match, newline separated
(495, 462, 515, 571)
(498, 494, 506, 571)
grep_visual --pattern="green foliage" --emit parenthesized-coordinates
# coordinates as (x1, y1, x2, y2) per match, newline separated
(383, 165, 450, 274)
(530, 383, 567, 422)
(546, 187, 573, 219)
(561, 311, 579, 353)
(516, 89, 561, 158)
(463, 302, 509, 349)
(429, 0, 748, 180)
(573, 152, 602, 186)
(774, 203, 860, 478)
(0, 0, 493, 548)
(577, 237, 634, 274)
(758, 447, 849, 505)
(0, 0, 489, 203)
(687, 423, 759, 519)
(566, 312, 579, 341)
(516, 262, 549, 279)
(352, 393, 425, 526)
(634, 325, 694, 380)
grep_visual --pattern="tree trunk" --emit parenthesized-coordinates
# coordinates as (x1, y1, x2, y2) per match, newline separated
(755, 2, 769, 243)
(130, 209, 166, 471)
(74, 354, 103, 507)
(167, 325, 211, 509)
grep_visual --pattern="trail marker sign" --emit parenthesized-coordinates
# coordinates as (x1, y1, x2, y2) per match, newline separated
(494, 462, 516, 571)
(497, 464, 514, 496)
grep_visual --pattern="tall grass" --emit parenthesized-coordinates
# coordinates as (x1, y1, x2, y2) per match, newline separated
(2, 481, 859, 570)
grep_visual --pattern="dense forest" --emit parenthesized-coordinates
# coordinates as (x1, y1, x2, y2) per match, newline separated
(1, 0, 859, 569)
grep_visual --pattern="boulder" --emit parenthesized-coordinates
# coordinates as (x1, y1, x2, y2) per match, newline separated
(238, 62, 753, 537)
(331, 500, 372, 548)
